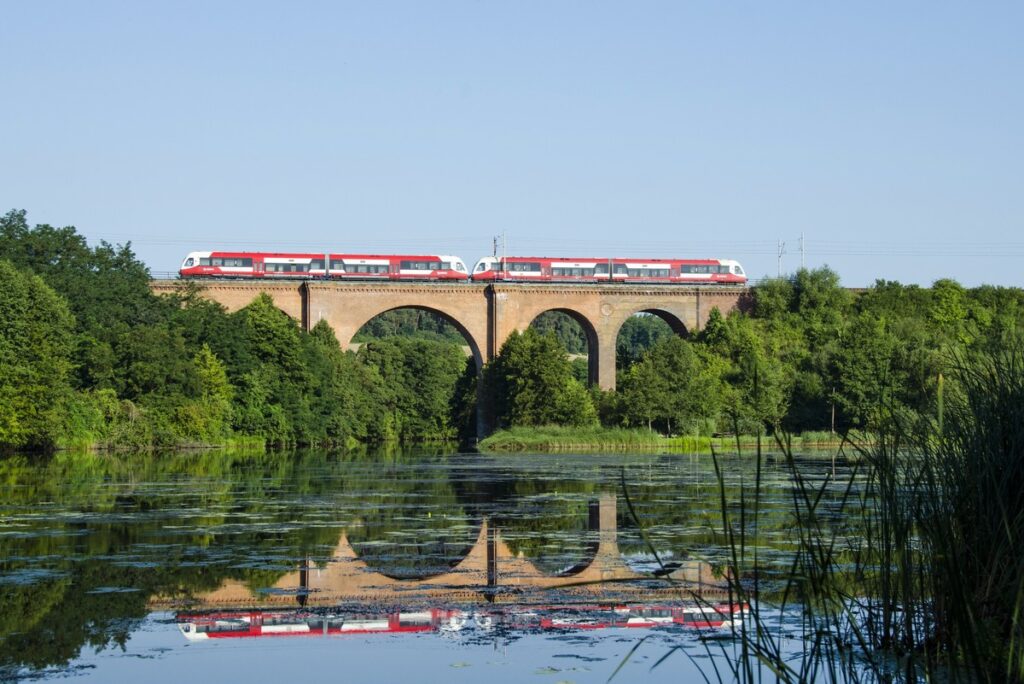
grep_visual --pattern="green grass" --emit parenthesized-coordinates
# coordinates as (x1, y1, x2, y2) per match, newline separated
(478, 426, 668, 452)
(477, 426, 852, 453)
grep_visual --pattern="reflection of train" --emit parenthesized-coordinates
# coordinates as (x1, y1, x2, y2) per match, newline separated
(176, 603, 748, 641)
(177, 251, 747, 285)
(177, 608, 462, 640)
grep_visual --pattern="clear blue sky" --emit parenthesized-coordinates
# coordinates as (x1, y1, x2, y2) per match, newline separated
(2, 1, 1021, 286)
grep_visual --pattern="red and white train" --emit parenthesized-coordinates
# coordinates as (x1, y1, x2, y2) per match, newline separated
(179, 251, 470, 280)
(470, 256, 746, 284)
(178, 251, 747, 285)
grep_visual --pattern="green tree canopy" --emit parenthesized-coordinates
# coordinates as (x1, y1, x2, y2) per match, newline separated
(0, 260, 75, 449)
(482, 329, 597, 429)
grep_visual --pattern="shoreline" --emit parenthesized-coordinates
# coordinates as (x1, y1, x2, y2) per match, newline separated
(476, 426, 854, 453)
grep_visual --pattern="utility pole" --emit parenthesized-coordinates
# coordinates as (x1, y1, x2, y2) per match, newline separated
(493, 233, 507, 275)
(800, 232, 805, 270)
(777, 240, 787, 277)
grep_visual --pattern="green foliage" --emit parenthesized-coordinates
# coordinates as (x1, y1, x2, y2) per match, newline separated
(612, 337, 723, 435)
(530, 310, 589, 354)
(710, 345, 1024, 683)
(482, 329, 598, 429)
(357, 337, 470, 441)
(5, 209, 1024, 451)
(616, 313, 675, 368)
(0, 260, 75, 449)
(0, 211, 483, 449)
(352, 308, 465, 345)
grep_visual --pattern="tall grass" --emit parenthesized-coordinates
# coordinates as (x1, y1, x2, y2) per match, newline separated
(699, 346, 1024, 683)
(478, 425, 670, 452)
(478, 425, 850, 453)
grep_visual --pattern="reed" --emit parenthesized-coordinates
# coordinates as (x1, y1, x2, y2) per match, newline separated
(699, 345, 1024, 683)
(610, 346, 1024, 682)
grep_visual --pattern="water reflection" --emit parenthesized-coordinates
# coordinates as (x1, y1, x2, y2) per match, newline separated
(0, 449, 855, 680)
(176, 602, 747, 642)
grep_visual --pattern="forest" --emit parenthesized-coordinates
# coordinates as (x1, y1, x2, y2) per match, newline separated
(3, 208, 1024, 451)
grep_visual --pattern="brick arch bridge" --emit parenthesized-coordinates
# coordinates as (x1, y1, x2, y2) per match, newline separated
(150, 280, 749, 390)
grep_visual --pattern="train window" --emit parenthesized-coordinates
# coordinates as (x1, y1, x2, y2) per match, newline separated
(184, 258, 194, 267)
(628, 268, 669, 277)
(214, 258, 253, 268)
(441, 261, 452, 270)
(475, 263, 486, 272)
(508, 262, 542, 272)
(199, 258, 212, 266)
(734, 265, 744, 274)
(310, 260, 324, 270)
(595, 264, 608, 274)
(614, 264, 628, 275)
(400, 260, 442, 270)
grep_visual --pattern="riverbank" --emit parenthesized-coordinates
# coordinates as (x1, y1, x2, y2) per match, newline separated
(477, 426, 848, 453)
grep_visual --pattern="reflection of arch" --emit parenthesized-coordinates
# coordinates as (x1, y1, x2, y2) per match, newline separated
(348, 519, 484, 582)
(346, 305, 484, 372)
(526, 308, 600, 386)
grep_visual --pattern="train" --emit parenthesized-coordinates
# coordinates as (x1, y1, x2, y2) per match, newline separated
(178, 251, 747, 285)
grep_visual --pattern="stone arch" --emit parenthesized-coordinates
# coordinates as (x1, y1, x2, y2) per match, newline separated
(609, 307, 691, 381)
(620, 308, 689, 338)
(525, 307, 601, 386)
(323, 303, 486, 372)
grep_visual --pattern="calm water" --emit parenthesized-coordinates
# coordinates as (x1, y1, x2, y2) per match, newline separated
(0, 449, 855, 682)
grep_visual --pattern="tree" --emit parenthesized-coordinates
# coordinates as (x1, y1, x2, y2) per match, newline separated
(530, 311, 589, 355)
(357, 337, 468, 441)
(482, 329, 598, 429)
(616, 314, 674, 369)
(0, 260, 75, 449)
(615, 337, 723, 434)
(172, 345, 234, 442)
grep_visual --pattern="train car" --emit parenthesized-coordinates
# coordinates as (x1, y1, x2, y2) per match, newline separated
(469, 256, 746, 284)
(178, 251, 470, 281)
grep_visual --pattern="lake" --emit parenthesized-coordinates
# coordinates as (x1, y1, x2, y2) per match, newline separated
(0, 449, 856, 682)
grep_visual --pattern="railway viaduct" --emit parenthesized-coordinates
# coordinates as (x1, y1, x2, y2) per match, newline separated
(150, 279, 749, 391)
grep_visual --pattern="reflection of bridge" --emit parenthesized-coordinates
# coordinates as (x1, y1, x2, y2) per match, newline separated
(151, 493, 727, 609)
(150, 280, 748, 390)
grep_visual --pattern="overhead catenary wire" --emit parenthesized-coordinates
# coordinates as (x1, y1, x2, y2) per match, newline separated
(78, 232, 1024, 259)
